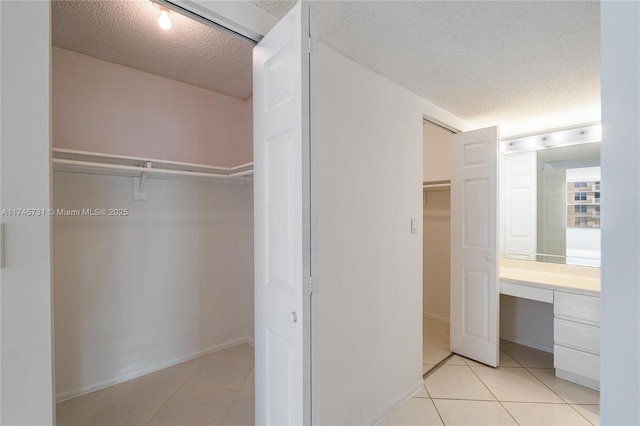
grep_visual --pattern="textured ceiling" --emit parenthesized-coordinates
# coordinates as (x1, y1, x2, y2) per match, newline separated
(52, 0, 254, 100)
(53, 1, 601, 135)
(252, 1, 601, 135)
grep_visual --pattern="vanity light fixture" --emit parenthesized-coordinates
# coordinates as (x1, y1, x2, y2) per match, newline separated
(501, 123, 602, 154)
(158, 8, 172, 30)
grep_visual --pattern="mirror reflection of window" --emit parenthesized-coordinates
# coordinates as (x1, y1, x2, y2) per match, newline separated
(500, 126, 601, 267)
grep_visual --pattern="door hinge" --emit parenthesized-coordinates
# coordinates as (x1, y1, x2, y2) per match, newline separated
(309, 276, 313, 295)
(308, 36, 312, 54)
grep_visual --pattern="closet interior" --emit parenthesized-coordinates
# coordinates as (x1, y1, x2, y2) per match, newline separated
(422, 120, 454, 374)
(52, 1, 256, 424)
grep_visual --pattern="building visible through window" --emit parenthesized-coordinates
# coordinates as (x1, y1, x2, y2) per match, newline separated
(567, 178, 601, 228)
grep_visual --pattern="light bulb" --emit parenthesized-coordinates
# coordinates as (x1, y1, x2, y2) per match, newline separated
(158, 9, 171, 30)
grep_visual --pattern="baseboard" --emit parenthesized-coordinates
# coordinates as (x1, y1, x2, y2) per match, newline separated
(56, 336, 253, 403)
(362, 379, 424, 425)
(500, 334, 553, 353)
(423, 311, 450, 324)
(555, 369, 600, 391)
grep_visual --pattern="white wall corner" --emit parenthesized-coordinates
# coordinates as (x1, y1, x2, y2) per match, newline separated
(600, 1, 640, 424)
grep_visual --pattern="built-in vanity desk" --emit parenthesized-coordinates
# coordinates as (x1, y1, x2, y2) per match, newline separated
(499, 258, 601, 390)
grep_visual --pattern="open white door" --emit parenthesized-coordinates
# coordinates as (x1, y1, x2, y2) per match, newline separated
(0, 1, 55, 424)
(450, 126, 500, 367)
(253, 2, 314, 424)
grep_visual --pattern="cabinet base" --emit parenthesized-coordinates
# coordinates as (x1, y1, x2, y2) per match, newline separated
(556, 368, 600, 391)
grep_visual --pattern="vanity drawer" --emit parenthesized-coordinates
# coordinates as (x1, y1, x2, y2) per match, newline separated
(501, 281, 554, 303)
(554, 318, 600, 355)
(554, 344, 600, 382)
(554, 291, 600, 326)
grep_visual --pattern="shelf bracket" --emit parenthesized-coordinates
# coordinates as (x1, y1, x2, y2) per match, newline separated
(133, 161, 151, 201)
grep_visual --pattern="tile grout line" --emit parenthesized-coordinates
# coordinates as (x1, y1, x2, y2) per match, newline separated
(499, 344, 580, 405)
(498, 345, 599, 425)
(521, 364, 581, 405)
(220, 366, 254, 424)
(423, 353, 455, 380)
(144, 384, 183, 425)
(566, 403, 598, 426)
(144, 349, 252, 425)
(428, 396, 447, 426)
(144, 360, 201, 425)
(465, 361, 522, 425)
(218, 388, 242, 425)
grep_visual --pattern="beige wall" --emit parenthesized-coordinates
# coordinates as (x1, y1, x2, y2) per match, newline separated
(423, 120, 453, 182)
(52, 47, 252, 167)
(423, 190, 451, 322)
(422, 121, 453, 322)
(52, 48, 255, 400)
(53, 174, 254, 400)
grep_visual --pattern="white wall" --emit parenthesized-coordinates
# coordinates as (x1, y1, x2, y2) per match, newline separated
(53, 173, 254, 400)
(500, 296, 554, 352)
(317, 43, 459, 425)
(566, 228, 601, 266)
(0, 2, 54, 424)
(600, 2, 640, 423)
(52, 47, 253, 167)
(566, 166, 601, 182)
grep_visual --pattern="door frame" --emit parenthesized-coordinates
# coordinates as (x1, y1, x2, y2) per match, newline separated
(421, 117, 457, 377)
(0, 0, 313, 422)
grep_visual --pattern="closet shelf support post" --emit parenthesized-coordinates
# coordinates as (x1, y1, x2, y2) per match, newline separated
(133, 161, 151, 201)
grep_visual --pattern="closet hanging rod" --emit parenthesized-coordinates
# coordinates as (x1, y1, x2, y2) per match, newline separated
(423, 180, 451, 190)
(51, 148, 253, 181)
(52, 159, 238, 179)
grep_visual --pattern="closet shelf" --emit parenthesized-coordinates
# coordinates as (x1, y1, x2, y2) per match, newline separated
(52, 148, 253, 183)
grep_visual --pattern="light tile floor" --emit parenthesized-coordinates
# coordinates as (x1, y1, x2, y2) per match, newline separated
(423, 317, 451, 374)
(58, 339, 600, 426)
(56, 343, 255, 426)
(381, 341, 600, 426)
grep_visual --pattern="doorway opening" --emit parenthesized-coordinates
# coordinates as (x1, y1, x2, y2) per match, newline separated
(421, 119, 455, 375)
(51, 1, 257, 424)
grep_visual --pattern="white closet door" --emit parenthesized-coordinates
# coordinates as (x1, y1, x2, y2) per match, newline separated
(253, 2, 313, 424)
(450, 126, 500, 367)
(501, 151, 537, 259)
(0, 1, 54, 424)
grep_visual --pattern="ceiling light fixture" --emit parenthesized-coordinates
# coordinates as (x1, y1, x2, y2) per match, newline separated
(158, 8, 172, 30)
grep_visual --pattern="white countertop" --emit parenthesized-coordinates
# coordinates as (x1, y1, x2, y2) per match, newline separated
(499, 258, 600, 295)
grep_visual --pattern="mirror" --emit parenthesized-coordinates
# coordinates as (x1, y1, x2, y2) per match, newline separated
(500, 125, 601, 267)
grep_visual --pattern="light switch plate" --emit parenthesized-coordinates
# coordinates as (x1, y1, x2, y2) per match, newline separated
(411, 217, 417, 234)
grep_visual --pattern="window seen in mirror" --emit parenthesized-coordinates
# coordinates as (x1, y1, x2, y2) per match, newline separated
(574, 192, 587, 201)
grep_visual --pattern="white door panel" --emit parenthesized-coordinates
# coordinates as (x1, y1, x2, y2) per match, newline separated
(0, 1, 54, 423)
(451, 126, 499, 367)
(500, 151, 537, 258)
(253, 2, 313, 424)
